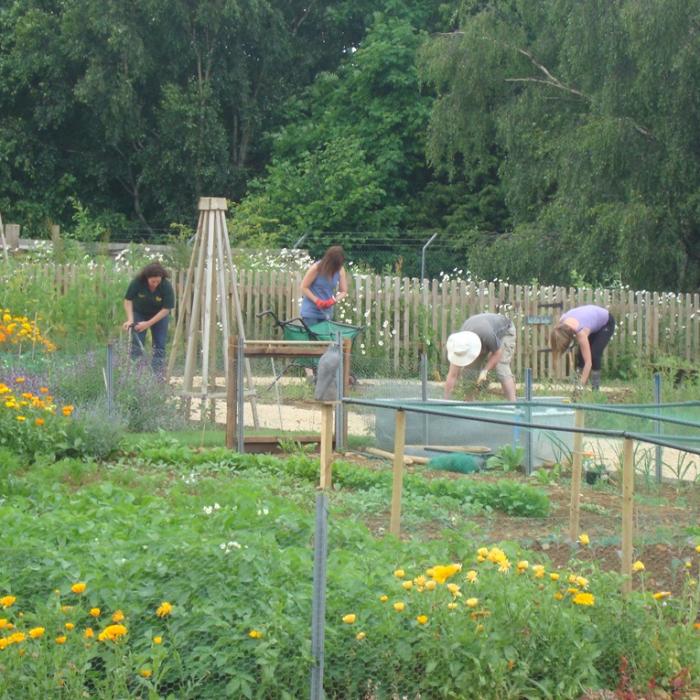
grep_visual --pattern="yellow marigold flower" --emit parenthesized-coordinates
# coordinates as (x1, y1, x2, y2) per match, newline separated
(84, 628, 94, 639)
(414, 575, 426, 587)
(694, 544, 700, 553)
(465, 570, 478, 583)
(578, 533, 590, 546)
(15, 377, 25, 383)
(34, 418, 45, 426)
(7, 632, 25, 645)
(153, 636, 162, 645)
(55, 635, 67, 644)
(393, 602, 405, 612)
(111, 610, 125, 623)
(0, 619, 8, 629)
(61, 405, 74, 417)
(0, 596, 16, 608)
(71, 582, 87, 594)
(39, 387, 49, 393)
(139, 669, 152, 678)
(487, 548, 507, 565)
(575, 576, 589, 589)
(89, 608, 101, 618)
(567, 587, 580, 595)
(572, 592, 595, 606)
(447, 602, 458, 610)
(379, 595, 388, 603)
(430, 563, 462, 584)
(550, 573, 560, 581)
(424, 580, 437, 591)
(355, 631, 366, 641)
(554, 592, 564, 601)
(568, 574, 577, 584)
(517, 560, 529, 572)
(393, 569, 405, 579)
(402, 580, 413, 590)
(248, 629, 263, 639)
(447, 583, 461, 597)
(16, 415, 26, 422)
(653, 591, 671, 600)
(632, 561, 645, 572)
(498, 560, 511, 574)
(416, 615, 428, 625)
(477, 555, 486, 563)
(29, 627, 45, 639)
(65, 623, 75, 631)
(98, 624, 128, 642)
(477, 547, 489, 558)
(156, 601, 173, 618)
(342, 614, 356, 624)
(465, 597, 479, 608)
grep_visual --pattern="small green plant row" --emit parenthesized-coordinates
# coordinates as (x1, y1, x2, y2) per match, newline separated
(127, 435, 551, 518)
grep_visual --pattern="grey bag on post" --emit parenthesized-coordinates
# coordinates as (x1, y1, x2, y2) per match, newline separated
(314, 345, 340, 401)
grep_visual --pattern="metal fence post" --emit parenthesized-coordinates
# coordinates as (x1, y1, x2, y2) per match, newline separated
(420, 349, 429, 445)
(310, 492, 329, 700)
(106, 343, 114, 416)
(524, 368, 533, 474)
(654, 372, 662, 482)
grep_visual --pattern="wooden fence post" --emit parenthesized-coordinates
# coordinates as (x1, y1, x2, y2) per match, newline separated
(569, 410, 584, 541)
(621, 437, 635, 595)
(390, 410, 407, 538)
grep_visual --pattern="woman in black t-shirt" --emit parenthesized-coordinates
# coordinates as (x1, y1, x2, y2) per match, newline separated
(122, 262, 176, 376)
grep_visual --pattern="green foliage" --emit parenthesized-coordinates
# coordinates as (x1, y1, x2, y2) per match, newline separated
(420, 0, 700, 290)
(486, 444, 525, 472)
(0, 444, 697, 697)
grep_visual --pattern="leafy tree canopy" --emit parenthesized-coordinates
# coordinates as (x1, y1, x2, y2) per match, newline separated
(420, 0, 700, 290)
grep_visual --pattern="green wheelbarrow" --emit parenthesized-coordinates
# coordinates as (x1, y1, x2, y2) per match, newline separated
(257, 309, 364, 383)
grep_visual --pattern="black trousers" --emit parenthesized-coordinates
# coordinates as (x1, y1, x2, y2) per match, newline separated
(576, 315, 615, 371)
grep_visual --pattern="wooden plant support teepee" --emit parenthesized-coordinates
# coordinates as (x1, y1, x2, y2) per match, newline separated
(167, 197, 259, 427)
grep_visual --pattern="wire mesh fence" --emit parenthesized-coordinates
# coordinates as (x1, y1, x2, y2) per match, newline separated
(2, 334, 700, 698)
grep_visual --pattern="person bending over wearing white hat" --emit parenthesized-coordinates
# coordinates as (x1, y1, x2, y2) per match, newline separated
(444, 313, 517, 401)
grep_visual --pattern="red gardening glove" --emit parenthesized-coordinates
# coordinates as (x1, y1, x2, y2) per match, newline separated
(315, 297, 335, 310)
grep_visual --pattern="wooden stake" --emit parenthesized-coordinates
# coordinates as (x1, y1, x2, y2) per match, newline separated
(569, 409, 584, 542)
(226, 336, 237, 450)
(390, 410, 407, 538)
(621, 437, 634, 595)
(319, 403, 334, 489)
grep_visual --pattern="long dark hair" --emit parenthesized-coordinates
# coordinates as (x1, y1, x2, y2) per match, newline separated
(137, 262, 170, 282)
(317, 246, 345, 279)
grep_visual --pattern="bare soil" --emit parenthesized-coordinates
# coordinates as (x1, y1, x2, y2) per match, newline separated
(338, 450, 700, 596)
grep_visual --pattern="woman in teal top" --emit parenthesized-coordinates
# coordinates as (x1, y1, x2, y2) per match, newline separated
(122, 262, 175, 377)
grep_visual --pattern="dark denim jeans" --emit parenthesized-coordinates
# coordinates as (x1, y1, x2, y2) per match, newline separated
(131, 311, 169, 377)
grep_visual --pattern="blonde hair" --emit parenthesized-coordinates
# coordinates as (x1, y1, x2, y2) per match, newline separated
(550, 324, 576, 356)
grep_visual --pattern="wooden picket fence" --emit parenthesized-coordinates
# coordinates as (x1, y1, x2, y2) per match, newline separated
(172, 269, 698, 379)
(5, 262, 698, 379)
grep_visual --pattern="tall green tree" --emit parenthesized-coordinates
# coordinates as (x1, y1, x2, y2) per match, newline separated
(0, 0, 390, 233)
(233, 4, 453, 268)
(420, 0, 700, 291)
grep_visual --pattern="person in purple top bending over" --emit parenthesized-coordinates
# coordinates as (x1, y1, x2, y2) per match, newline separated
(550, 305, 615, 390)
